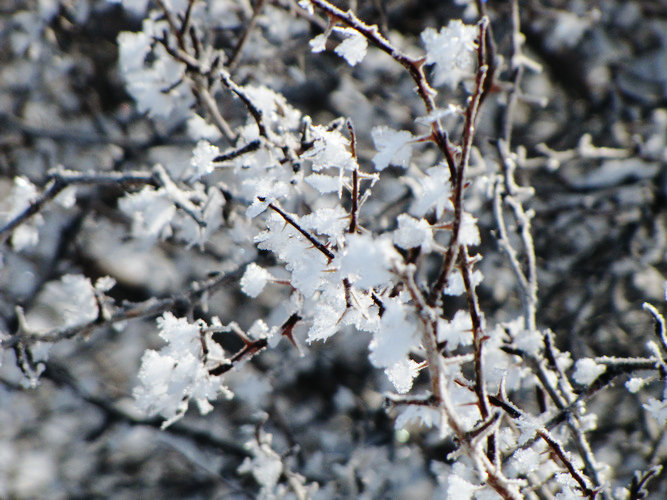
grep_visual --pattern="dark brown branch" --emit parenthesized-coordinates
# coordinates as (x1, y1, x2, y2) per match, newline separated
(308, 0, 458, 177)
(346, 119, 359, 234)
(538, 431, 597, 498)
(213, 139, 262, 163)
(428, 60, 488, 305)
(266, 202, 335, 261)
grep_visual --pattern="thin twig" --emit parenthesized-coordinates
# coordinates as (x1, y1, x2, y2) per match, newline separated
(2, 270, 242, 349)
(266, 202, 334, 261)
(228, 0, 268, 71)
(308, 0, 458, 177)
(0, 171, 156, 240)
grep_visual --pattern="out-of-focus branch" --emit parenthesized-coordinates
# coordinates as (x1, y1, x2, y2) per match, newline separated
(0, 170, 156, 242)
(2, 270, 242, 349)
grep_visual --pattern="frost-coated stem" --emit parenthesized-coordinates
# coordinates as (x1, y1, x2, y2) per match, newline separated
(428, 61, 488, 306)
(403, 268, 521, 499)
(2, 270, 242, 349)
(227, 0, 268, 71)
(308, 0, 458, 177)
(0, 171, 155, 240)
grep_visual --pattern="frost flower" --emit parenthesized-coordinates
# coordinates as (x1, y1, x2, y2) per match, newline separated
(572, 358, 606, 385)
(337, 234, 399, 290)
(240, 263, 274, 298)
(371, 126, 414, 171)
(421, 20, 478, 88)
(133, 313, 232, 427)
(333, 27, 368, 66)
(393, 214, 434, 252)
(119, 186, 175, 241)
(369, 298, 418, 368)
(190, 140, 220, 181)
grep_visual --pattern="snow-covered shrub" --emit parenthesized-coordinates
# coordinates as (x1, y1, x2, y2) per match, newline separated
(1, 0, 666, 497)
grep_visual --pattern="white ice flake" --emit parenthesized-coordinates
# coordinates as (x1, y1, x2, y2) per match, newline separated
(4, 176, 42, 251)
(333, 27, 368, 66)
(385, 358, 421, 394)
(506, 318, 543, 357)
(443, 269, 483, 296)
(309, 33, 328, 53)
(308, 301, 344, 343)
(35, 274, 98, 329)
(447, 474, 479, 500)
(244, 177, 290, 218)
(305, 173, 343, 195)
(298, 0, 314, 15)
(509, 447, 544, 477)
(460, 211, 481, 246)
(302, 125, 357, 171)
(117, 29, 151, 75)
(238, 431, 284, 496)
(371, 126, 414, 171)
(421, 20, 478, 89)
(240, 263, 274, 298)
(437, 309, 472, 348)
(119, 186, 175, 241)
(572, 358, 606, 385)
(393, 214, 434, 251)
(190, 140, 221, 181)
(369, 298, 418, 368)
(416, 104, 464, 125)
(625, 377, 648, 393)
(408, 166, 452, 219)
(337, 233, 398, 290)
(187, 114, 222, 141)
(255, 212, 329, 296)
(395, 404, 441, 430)
(643, 397, 667, 424)
(301, 206, 349, 240)
(134, 312, 232, 426)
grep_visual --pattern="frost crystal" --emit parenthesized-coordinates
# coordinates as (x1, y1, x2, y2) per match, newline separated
(395, 405, 441, 430)
(625, 377, 648, 393)
(190, 140, 221, 181)
(369, 298, 418, 368)
(572, 358, 606, 385)
(371, 126, 414, 171)
(302, 125, 357, 171)
(333, 27, 368, 66)
(134, 313, 232, 426)
(238, 432, 284, 495)
(119, 186, 175, 241)
(437, 310, 472, 348)
(460, 211, 481, 246)
(385, 358, 421, 394)
(409, 166, 452, 219)
(5, 176, 42, 251)
(35, 274, 98, 329)
(444, 269, 483, 296)
(447, 474, 479, 500)
(305, 173, 343, 195)
(643, 397, 667, 424)
(240, 263, 274, 298)
(301, 206, 349, 240)
(309, 33, 328, 53)
(421, 20, 478, 89)
(337, 234, 397, 290)
(393, 214, 434, 252)
(187, 114, 222, 141)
